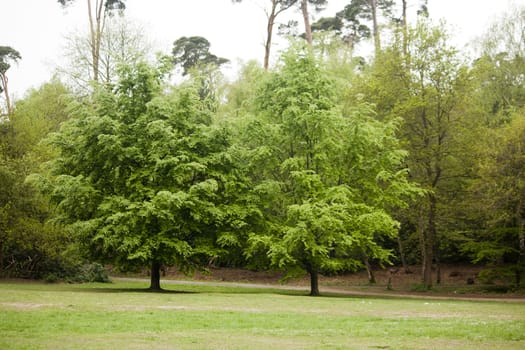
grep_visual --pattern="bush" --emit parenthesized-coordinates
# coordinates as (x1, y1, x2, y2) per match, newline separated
(477, 267, 515, 285)
(67, 263, 111, 283)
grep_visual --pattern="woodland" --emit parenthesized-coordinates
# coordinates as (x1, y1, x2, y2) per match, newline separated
(1, 0, 524, 296)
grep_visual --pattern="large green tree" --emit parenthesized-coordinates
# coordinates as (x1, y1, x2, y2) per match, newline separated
(242, 46, 418, 296)
(32, 62, 251, 290)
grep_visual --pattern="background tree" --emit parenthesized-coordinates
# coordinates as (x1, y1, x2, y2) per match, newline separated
(336, 0, 395, 54)
(463, 115, 525, 287)
(1, 80, 72, 279)
(233, 0, 299, 69)
(57, 0, 126, 83)
(298, 0, 328, 45)
(0, 46, 21, 115)
(172, 36, 229, 76)
(172, 36, 229, 111)
(397, 21, 472, 289)
(60, 16, 152, 94)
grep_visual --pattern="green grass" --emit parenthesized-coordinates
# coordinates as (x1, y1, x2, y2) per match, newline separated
(0, 280, 524, 349)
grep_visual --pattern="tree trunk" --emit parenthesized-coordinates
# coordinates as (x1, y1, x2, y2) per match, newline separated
(370, 0, 381, 55)
(301, 0, 313, 46)
(401, 0, 408, 56)
(0, 73, 12, 115)
(397, 234, 411, 274)
(435, 247, 441, 285)
(516, 198, 524, 287)
(307, 266, 320, 296)
(149, 260, 162, 291)
(422, 194, 437, 290)
(362, 252, 376, 284)
(87, 0, 106, 82)
(264, 2, 278, 70)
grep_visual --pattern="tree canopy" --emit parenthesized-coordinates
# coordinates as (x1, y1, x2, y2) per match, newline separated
(31, 62, 251, 290)
(240, 46, 419, 295)
(172, 36, 229, 76)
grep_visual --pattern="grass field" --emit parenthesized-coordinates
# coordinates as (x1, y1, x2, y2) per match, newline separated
(0, 280, 524, 350)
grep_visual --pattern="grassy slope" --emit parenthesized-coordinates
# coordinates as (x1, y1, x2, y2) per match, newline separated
(0, 280, 524, 350)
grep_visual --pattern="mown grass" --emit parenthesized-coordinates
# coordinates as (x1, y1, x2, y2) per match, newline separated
(0, 280, 524, 349)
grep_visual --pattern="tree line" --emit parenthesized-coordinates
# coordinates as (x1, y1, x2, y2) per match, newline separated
(0, 0, 524, 295)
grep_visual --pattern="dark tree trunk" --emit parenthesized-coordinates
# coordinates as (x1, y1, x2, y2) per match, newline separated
(435, 249, 441, 285)
(264, 3, 277, 70)
(309, 270, 320, 296)
(397, 234, 411, 274)
(362, 252, 376, 284)
(149, 260, 162, 291)
(516, 199, 524, 287)
(422, 194, 437, 290)
(308, 268, 320, 296)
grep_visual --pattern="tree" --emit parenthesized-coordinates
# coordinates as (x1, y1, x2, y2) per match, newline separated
(1, 80, 72, 279)
(31, 62, 250, 290)
(172, 36, 229, 76)
(172, 36, 229, 111)
(0, 46, 21, 115)
(398, 21, 471, 289)
(60, 16, 152, 94)
(299, 0, 328, 46)
(336, 0, 395, 54)
(57, 0, 126, 82)
(242, 46, 418, 296)
(233, 0, 298, 69)
(471, 4, 525, 126)
(463, 114, 525, 287)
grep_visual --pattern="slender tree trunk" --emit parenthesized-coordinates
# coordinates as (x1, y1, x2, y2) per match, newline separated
(301, 0, 313, 46)
(422, 194, 437, 290)
(263, 1, 279, 70)
(516, 198, 524, 287)
(149, 260, 162, 291)
(362, 252, 376, 284)
(308, 268, 320, 296)
(370, 0, 381, 55)
(397, 234, 411, 274)
(87, 0, 106, 82)
(401, 0, 408, 56)
(1, 73, 12, 115)
(435, 249, 441, 285)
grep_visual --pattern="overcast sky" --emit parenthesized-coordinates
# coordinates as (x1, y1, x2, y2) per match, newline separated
(0, 0, 520, 98)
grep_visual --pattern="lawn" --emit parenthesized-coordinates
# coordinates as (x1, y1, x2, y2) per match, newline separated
(0, 280, 524, 349)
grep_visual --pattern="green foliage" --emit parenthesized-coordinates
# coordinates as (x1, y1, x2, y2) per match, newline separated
(0, 46, 21, 76)
(239, 46, 419, 293)
(172, 36, 229, 76)
(31, 61, 253, 285)
(0, 81, 74, 279)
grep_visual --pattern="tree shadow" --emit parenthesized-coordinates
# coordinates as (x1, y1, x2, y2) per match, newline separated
(84, 287, 197, 294)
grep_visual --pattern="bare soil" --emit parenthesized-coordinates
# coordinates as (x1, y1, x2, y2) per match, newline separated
(154, 264, 525, 300)
(161, 264, 480, 287)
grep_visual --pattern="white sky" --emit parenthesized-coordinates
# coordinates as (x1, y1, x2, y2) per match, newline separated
(0, 0, 521, 99)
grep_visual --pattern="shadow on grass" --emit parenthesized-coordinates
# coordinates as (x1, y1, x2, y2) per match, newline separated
(81, 287, 198, 294)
